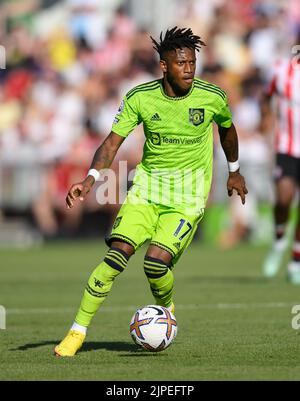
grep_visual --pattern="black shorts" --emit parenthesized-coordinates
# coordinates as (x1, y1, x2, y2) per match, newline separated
(274, 153, 300, 184)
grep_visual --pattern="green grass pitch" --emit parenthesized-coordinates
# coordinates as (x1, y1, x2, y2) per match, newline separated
(1, 240, 300, 381)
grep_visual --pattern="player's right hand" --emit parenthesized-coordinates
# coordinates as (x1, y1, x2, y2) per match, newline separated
(66, 180, 92, 209)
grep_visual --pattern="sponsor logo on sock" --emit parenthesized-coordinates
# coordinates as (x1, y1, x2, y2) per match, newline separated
(151, 288, 160, 297)
(94, 278, 104, 288)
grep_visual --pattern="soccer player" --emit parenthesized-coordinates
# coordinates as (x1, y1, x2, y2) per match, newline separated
(54, 27, 248, 356)
(262, 50, 300, 284)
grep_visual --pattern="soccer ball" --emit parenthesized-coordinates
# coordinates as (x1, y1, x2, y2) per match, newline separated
(130, 305, 177, 352)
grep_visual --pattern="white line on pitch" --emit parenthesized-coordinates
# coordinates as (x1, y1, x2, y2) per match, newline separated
(5, 302, 296, 315)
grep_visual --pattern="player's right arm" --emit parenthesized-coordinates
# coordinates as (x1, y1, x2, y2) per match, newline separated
(66, 132, 125, 209)
(66, 91, 141, 209)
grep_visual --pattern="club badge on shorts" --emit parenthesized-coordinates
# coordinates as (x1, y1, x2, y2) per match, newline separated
(189, 108, 205, 126)
(113, 216, 122, 229)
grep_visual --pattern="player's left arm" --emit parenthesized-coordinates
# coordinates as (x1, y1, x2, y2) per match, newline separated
(218, 123, 248, 204)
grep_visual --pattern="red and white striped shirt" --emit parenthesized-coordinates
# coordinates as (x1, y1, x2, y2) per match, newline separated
(268, 58, 300, 157)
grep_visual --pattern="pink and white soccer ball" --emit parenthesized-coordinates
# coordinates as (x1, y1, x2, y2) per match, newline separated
(130, 305, 177, 352)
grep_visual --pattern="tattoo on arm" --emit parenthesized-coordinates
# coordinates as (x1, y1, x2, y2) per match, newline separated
(90, 133, 124, 171)
(91, 143, 113, 170)
(218, 124, 238, 162)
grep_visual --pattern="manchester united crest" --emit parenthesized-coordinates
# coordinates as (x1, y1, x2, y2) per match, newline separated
(113, 216, 122, 229)
(189, 108, 205, 126)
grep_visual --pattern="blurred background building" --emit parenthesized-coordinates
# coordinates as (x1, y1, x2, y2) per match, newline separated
(0, 0, 299, 247)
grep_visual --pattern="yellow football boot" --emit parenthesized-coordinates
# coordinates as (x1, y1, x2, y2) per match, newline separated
(54, 330, 85, 357)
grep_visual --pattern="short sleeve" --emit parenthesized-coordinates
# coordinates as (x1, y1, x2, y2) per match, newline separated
(111, 95, 141, 138)
(213, 95, 232, 128)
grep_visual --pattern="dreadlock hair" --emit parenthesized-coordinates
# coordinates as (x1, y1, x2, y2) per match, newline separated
(150, 26, 206, 59)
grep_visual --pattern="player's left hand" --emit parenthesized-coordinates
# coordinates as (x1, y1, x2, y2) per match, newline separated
(227, 171, 248, 204)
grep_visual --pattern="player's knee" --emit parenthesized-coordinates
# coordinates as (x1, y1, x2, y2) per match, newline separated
(143, 255, 170, 279)
(276, 197, 293, 211)
(111, 240, 135, 257)
(277, 188, 294, 206)
(276, 178, 296, 205)
(146, 245, 173, 265)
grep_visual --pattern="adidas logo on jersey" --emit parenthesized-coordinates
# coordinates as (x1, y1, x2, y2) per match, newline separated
(151, 113, 161, 121)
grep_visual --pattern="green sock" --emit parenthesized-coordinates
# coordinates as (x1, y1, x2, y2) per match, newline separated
(75, 247, 129, 327)
(144, 256, 174, 307)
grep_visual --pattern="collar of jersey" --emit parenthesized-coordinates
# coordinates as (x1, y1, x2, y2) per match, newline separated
(159, 79, 194, 100)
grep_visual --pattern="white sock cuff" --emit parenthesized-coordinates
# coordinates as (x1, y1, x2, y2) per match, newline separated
(71, 322, 87, 335)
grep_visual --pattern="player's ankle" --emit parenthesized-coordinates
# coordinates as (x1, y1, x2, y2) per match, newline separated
(71, 322, 87, 335)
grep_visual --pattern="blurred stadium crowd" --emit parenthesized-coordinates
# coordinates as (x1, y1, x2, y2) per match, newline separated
(0, 0, 299, 245)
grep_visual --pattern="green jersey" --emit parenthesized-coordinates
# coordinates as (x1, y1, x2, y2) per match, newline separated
(112, 77, 232, 214)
